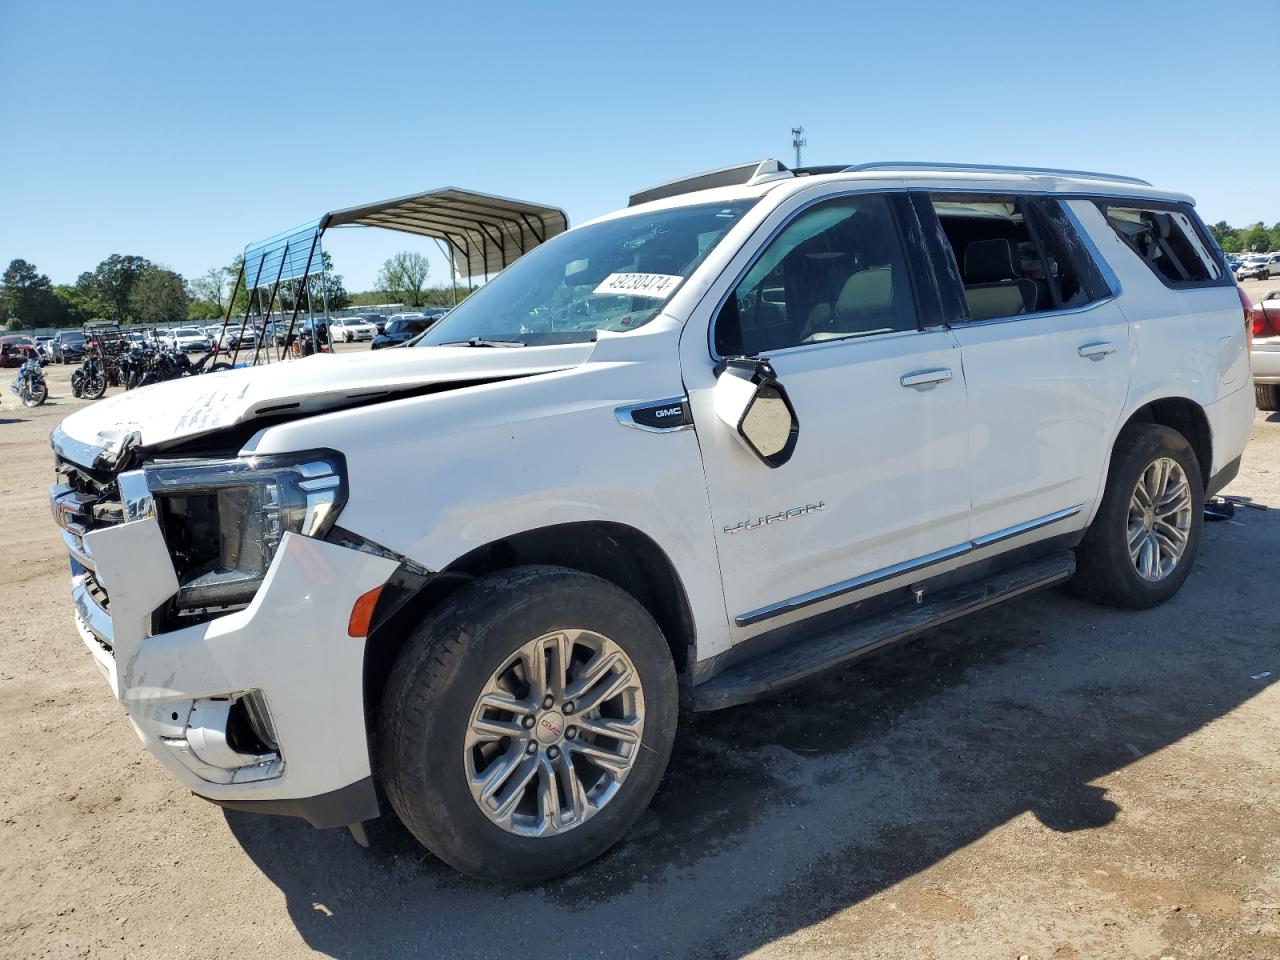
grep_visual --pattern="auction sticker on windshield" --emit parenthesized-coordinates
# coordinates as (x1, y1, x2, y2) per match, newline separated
(593, 273, 683, 299)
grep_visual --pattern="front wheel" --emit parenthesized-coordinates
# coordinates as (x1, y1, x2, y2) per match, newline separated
(1073, 423, 1203, 609)
(22, 382, 47, 407)
(378, 565, 678, 882)
(84, 370, 107, 400)
(1257, 384, 1280, 411)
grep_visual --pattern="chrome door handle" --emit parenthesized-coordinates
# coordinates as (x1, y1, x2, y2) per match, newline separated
(1078, 341, 1116, 360)
(900, 368, 953, 389)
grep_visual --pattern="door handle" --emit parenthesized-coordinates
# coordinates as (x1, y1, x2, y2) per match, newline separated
(900, 368, 953, 389)
(1078, 341, 1116, 360)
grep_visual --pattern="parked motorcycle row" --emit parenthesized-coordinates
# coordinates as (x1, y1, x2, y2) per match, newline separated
(5, 325, 234, 408)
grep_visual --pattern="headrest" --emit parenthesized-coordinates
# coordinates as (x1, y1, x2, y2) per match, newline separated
(835, 266, 893, 322)
(963, 239, 1017, 283)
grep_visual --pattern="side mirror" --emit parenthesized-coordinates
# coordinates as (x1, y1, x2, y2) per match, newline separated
(712, 358, 799, 468)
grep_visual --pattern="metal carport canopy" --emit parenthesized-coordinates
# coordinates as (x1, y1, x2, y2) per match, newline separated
(321, 187, 569, 279)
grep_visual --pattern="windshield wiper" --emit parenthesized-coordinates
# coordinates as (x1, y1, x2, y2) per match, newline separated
(438, 337, 526, 348)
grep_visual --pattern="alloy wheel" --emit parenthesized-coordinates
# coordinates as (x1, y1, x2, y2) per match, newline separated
(1127, 457, 1193, 582)
(464, 629, 645, 837)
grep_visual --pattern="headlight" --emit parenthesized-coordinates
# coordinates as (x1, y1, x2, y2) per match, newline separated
(142, 451, 347, 611)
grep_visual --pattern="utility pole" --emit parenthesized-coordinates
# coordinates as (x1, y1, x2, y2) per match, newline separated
(791, 126, 806, 168)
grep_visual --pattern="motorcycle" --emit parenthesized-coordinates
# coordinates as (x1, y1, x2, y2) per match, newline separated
(9, 354, 48, 407)
(71, 352, 109, 399)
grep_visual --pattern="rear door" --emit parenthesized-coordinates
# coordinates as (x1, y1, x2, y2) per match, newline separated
(682, 188, 973, 638)
(917, 192, 1131, 541)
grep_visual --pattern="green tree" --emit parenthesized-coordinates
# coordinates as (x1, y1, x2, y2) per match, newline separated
(129, 265, 189, 325)
(190, 266, 226, 311)
(1208, 221, 1233, 244)
(77, 254, 152, 322)
(187, 300, 222, 321)
(1220, 234, 1243, 253)
(377, 251, 431, 307)
(1245, 224, 1271, 253)
(0, 258, 60, 328)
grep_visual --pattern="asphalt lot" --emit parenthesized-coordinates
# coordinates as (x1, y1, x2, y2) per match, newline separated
(1, 335, 1278, 959)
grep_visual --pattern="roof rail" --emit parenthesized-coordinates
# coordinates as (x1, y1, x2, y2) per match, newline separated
(628, 159, 792, 207)
(842, 161, 1152, 187)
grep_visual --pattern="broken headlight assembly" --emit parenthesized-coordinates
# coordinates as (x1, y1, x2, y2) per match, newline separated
(141, 451, 347, 613)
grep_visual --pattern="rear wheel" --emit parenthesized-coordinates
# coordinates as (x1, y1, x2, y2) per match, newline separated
(1257, 384, 1280, 411)
(1073, 424, 1203, 609)
(378, 565, 677, 882)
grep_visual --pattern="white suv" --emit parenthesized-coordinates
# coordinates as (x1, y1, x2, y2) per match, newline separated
(49, 160, 1254, 881)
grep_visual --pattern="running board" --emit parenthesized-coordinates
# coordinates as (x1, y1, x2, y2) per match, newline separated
(693, 552, 1075, 711)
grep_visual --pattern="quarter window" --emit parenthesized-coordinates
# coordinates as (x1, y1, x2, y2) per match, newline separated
(1098, 203, 1223, 285)
(714, 194, 918, 357)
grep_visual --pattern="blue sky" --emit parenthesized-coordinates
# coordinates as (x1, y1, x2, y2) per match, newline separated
(2, 0, 1276, 292)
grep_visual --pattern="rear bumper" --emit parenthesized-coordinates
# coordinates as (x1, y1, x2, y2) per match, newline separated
(63, 512, 396, 824)
(1252, 337, 1280, 385)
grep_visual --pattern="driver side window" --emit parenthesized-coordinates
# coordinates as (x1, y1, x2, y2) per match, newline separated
(714, 194, 918, 357)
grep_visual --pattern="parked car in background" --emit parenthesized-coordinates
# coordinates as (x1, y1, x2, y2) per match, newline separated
(1252, 288, 1280, 410)
(330, 316, 379, 342)
(1237, 256, 1271, 281)
(51, 329, 87, 363)
(370, 314, 437, 349)
(34, 336, 56, 360)
(0, 335, 37, 367)
(48, 160, 1255, 883)
(364, 314, 388, 334)
(171, 328, 213, 353)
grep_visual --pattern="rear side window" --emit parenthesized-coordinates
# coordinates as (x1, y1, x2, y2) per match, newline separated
(926, 195, 1109, 321)
(1098, 203, 1224, 286)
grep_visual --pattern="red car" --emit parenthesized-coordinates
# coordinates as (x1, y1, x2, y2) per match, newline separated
(0, 336, 37, 368)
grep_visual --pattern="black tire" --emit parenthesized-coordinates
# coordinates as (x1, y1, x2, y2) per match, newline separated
(378, 565, 678, 882)
(84, 372, 107, 400)
(209, 362, 232, 372)
(22, 382, 47, 407)
(1073, 423, 1203, 609)
(1257, 384, 1280, 411)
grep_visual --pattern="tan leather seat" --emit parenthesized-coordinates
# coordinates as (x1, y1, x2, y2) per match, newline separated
(962, 239, 1038, 320)
(804, 266, 895, 340)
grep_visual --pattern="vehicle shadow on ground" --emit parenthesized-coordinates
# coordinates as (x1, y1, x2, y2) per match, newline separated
(0, 418, 30, 425)
(228, 519, 1278, 960)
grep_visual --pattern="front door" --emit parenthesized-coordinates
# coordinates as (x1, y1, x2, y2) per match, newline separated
(682, 190, 973, 639)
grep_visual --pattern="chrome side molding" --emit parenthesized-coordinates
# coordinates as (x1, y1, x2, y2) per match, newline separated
(736, 504, 1083, 627)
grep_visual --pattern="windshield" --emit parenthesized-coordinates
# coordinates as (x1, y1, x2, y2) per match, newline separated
(418, 199, 756, 347)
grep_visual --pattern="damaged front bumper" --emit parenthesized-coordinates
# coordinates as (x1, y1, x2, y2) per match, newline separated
(60, 501, 397, 828)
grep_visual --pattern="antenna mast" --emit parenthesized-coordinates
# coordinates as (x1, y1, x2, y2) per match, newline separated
(791, 126, 807, 167)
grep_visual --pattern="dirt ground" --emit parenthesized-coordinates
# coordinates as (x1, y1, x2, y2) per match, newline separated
(1, 345, 1278, 960)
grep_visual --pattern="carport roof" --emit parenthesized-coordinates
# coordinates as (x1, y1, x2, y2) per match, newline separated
(321, 187, 569, 278)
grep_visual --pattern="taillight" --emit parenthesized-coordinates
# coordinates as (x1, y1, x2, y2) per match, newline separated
(1255, 303, 1279, 339)
(1238, 285, 1257, 348)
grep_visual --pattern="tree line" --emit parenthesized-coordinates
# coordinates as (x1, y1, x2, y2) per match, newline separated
(1, 249, 469, 331)
(1207, 221, 1280, 254)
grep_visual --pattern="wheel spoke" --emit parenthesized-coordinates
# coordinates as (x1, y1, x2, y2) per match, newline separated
(490, 754, 541, 821)
(555, 753, 588, 824)
(476, 747, 522, 801)
(471, 716, 525, 741)
(477, 691, 534, 717)
(576, 715, 642, 744)
(1153, 527, 1185, 559)
(571, 661, 636, 716)
(568, 738, 632, 773)
(564, 649, 625, 702)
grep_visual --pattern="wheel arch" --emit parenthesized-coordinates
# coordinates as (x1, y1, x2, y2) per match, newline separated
(1118, 396, 1212, 488)
(363, 520, 698, 726)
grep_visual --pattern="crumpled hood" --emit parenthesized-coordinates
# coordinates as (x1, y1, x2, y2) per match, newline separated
(56, 343, 594, 460)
